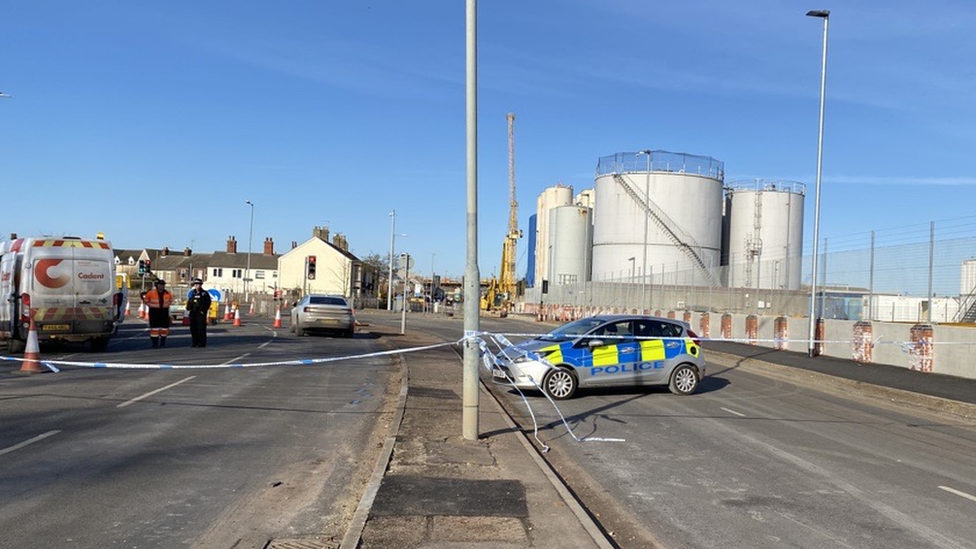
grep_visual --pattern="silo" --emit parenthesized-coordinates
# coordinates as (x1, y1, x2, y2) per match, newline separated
(525, 214, 537, 287)
(575, 188, 596, 209)
(725, 180, 806, 291)
(534, 185, 573, 286)
(548, 205, 592, 285)
(592, 151, 725, 286)
(961, 259, 976, 296)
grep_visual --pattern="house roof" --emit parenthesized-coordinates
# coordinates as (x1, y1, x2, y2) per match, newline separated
(152, 253, 212, 272)
(282, 236, 361, 262)
(209, 251, 279, 270)
(114, 249, 143, 263)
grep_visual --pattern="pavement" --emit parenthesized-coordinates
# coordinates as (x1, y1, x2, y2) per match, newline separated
(338, 316, 976, 549)
(342, 320, 614, 549)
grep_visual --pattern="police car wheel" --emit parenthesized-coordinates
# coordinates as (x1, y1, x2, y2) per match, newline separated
(669, 364, 699, 395)
(543, 367, 577, 400)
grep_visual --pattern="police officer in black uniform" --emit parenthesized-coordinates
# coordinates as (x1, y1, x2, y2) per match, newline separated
(186, 278, 213, 347)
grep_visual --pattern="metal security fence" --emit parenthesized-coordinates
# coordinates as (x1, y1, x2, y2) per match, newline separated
(523, 216, 976, 324)
(596, 150, 725, 180)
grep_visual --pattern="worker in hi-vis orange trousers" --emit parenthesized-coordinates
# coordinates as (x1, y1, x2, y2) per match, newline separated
(142, 279, 173, 347)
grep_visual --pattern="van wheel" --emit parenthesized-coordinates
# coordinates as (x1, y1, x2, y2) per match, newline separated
(91, 337, 110, 352)
(669, 364, 699, 395)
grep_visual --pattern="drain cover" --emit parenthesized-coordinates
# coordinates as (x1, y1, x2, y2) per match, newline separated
(371, 476, 527, 517)
(265, 536, 338, 549)
(409, 387, 458, 400)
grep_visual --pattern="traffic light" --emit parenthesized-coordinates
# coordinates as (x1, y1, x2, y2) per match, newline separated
(138, 260, 146, 275)
(145, 259, 151, 273)
(307, 255, 316, 280)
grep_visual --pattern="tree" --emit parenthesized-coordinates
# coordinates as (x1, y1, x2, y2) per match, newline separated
(361, 252, 389, 300)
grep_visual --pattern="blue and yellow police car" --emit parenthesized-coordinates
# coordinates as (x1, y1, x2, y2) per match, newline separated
(493, 315, 705, 399)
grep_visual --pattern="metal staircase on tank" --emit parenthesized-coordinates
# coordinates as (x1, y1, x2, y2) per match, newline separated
(612, 173, 720, 287)
(954, 288, 976, 322)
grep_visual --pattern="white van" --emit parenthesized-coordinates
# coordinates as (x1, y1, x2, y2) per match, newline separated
(0, 236, 125, 352)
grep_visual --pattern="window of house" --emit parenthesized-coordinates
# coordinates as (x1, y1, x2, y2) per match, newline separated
(213, 268, 223, 277)
(255, 271, 265, 279)
(232, 269, 243, 278)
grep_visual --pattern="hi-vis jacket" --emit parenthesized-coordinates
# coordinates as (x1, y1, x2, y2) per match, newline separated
(143, 288, 173, 309)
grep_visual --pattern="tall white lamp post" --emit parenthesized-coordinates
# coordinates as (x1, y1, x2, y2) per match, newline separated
(244, 200, 254, 298)
(388, 210, 396, 311)
(387, 210, 406, 311)
(806, 9, 830, 357)
(637, 150, 652, 307)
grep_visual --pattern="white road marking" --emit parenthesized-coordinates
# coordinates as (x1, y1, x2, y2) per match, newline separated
(939, 485, 976, 503)
(117, 376, 196, 408)
(259, 340, 272, 349)
(0, 430, 60, 456)
(224, 354, 249, 365)
(721, 406, 747, 417)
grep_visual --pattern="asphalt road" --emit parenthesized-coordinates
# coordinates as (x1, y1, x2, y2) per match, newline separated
(418, 313, 976, 549)
(6, 312, 976, 549)
(0, 317, 399, 549)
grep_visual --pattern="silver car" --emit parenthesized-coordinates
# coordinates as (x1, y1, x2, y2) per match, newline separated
(290, 294, 355, 338)
(492, 315, 705, 399)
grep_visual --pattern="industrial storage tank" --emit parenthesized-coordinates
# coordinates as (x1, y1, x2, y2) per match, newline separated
(534, 184, 574, 287)
(725, 180, 805, 291)
(547, 205, 593, 285)
(961, 259, 976, 297)
(592, 151, 724, 286)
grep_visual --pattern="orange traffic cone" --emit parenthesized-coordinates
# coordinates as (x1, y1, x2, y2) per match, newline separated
(233, 307, 242, 327)
(19, 317, 45, 374)
(224, 302, 232, 321)
(272, 305, 282, 328)
(249, 301, 255, 315)
(124, 301, 131, 316)
(140, 303, 148, 319)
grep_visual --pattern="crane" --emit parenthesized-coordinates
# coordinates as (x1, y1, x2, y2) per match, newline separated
(499, 112, 522, 312)
(481, 113, 522, 314)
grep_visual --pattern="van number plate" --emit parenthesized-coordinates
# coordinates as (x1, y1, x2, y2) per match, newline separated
(43, 324, 71, 331)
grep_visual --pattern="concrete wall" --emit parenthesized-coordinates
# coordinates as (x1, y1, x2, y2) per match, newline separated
(661, 311, 975, 380)
(519, 304, 976, 381)
(935, 325, 976, 378)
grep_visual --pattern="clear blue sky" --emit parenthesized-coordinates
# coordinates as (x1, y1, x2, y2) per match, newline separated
(2, 1, 974, 280)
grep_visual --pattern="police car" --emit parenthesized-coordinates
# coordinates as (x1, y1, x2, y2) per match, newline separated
(493, 315, 705, 400)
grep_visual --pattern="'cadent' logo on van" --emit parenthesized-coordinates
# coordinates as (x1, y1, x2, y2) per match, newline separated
(78, 272, 105, 280)
(35, 259, 71, 289)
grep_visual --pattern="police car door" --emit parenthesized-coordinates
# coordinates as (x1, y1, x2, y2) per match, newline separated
(634, 319, 680, 383)
(579, 320, 639, 387)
